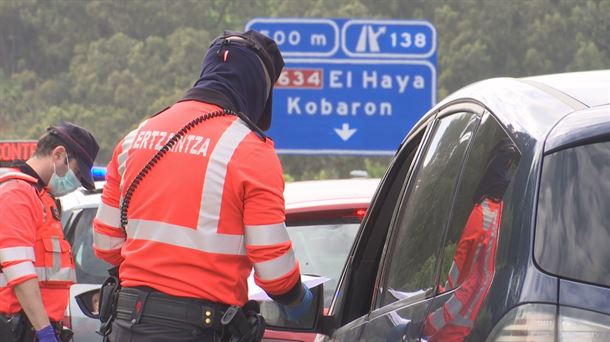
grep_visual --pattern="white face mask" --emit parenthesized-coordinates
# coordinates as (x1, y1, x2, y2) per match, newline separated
(48, 155, 81, 196)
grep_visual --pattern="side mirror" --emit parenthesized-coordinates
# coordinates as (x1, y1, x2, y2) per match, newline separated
(260, 283, 324, 332)
(75, 288, 101, 319)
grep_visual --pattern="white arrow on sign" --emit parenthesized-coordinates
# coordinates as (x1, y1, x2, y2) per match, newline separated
(334, 123, 357, 141)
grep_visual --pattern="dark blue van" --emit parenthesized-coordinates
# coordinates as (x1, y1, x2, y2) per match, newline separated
(267, 70, 610, 342)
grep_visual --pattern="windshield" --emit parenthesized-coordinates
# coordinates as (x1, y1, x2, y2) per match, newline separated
(535, 140, 610, 287)
(286, 221, 360, 307)
(66, 207, 362, 306)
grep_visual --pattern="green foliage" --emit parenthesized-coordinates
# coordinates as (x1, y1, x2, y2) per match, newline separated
(1, 0, 608, 177)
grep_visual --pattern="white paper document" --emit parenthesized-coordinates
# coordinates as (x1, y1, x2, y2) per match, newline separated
(248, 274, 330, 301)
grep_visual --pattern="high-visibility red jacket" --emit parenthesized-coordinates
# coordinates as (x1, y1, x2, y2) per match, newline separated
(424, 198, 503, 341)
(93, 100, 301, 306)
(0, 170, 75, 321)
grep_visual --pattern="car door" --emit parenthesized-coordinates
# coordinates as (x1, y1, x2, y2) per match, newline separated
(357, 105, 484, 342)
(63, 206, 109, 342)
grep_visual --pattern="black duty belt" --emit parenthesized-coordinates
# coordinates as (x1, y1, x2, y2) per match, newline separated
(115, 287, 230, 331)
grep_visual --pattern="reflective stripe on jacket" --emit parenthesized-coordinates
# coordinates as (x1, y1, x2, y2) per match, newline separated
(93, 100, 300, 306)
(424, 198, 503, 341)
(0, 171, 75, 321)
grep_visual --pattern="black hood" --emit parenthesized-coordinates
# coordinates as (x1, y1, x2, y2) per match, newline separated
(191, 40, 268, 125)
(473, 138, 518, 202)
(184, 30, 284, 131)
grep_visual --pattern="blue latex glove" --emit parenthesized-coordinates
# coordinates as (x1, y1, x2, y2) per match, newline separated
(36, 324, 59, 342)
(282, 284, 313, 321)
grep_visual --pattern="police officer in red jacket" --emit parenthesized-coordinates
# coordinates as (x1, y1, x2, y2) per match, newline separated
(94, 30, 313, 342)
(0, 122, 99, 342)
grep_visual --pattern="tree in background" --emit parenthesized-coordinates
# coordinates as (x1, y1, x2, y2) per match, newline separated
(1, 0, 608, 178)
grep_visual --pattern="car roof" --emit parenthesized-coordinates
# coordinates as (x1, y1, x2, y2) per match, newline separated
(58, 181, 104, 211)
(523, 70, 610, 108)
(60, 178, 381, 213)
(407, 70, 610, 152)
(545, 104, 610, 154)
(284, 178, 380, 212)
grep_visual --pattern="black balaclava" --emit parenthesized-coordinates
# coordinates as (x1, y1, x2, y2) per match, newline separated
(192, 40, 269, 126)
(473, 138, 518, 203)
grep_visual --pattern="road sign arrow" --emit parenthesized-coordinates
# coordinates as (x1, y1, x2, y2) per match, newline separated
(334, 123, 357, 141)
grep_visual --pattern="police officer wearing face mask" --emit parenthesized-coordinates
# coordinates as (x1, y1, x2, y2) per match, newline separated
(0, 122, 99, 342)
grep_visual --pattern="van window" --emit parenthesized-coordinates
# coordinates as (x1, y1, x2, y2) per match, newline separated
(421, 113, 521, 341)
(380, 112, 479, 306)
(535, 141, 610, 287)
(337, 127, 427, 323)
(437, 114, 520, 294)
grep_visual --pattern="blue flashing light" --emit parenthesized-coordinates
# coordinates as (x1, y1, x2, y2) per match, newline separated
(91, 166, 107, 181)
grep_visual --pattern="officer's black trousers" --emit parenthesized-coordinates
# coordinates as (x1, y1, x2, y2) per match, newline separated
(109, 316, 221, 342)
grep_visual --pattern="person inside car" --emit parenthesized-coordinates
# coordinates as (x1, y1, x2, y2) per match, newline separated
(423, 138, 518, 342)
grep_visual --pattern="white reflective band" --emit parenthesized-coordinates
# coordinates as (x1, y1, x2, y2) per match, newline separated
(245, 223, 290, 246)
(198, 119, 251, 231)
(118, 127, 140, 179)
(452, 315, 474, 328)
(96, 202, 122, 228)
(446, 295, 464, 316)
(0, 265, 75, 287)
(0, 246, 35, 263)
(429, 307, 445, 330)
(3, 261, 36, 282)
(127, 219, 246, 255)
(481, 199, 499, 231)
(447, 261, 460, 287)
(36, 266, 76, 282)
(253, 249, 297, 281)
(51, 237, 61, 272)
(118, 122, 149, 194)
(93, 232, 125, 251)
(465, 229, 496, 317)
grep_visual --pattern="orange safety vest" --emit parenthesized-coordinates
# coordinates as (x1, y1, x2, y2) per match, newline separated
(424, 198, 503, 342)
(0, 170, 75, 321)
(93, 100, 301, 306)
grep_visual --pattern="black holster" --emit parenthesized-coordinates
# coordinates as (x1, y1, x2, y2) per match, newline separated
(0, 313, 27, 342)
(221, 300, 265, 342)
(0, 313, 72, 342)
(97, 266, 121, 340)
(57, 325, 74, 342)
(52, 321, 73, 342)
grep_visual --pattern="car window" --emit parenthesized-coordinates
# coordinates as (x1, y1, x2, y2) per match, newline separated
(380, 111, 479, 306)
(535, 140, 610, 287)
(334, 126, 427, 325)
(420, 113, 521, 340)
(287, 217, 360, 307)
(437, 114, 520, 294)
(69, 208, 113, 284)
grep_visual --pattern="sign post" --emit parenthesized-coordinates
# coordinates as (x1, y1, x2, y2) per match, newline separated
(246, 18, 437, 155)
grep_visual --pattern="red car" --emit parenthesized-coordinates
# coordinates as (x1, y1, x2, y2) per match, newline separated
(61, 177, 379, 341)
(263, 178, 380, 341)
